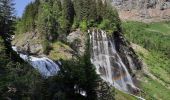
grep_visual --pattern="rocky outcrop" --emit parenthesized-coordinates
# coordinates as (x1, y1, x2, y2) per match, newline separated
(12, 31, 44, 55)
(110, 0, 170, 22)
(113, 31, 142, 75)
(67, 29, 86, 56)
(12, 31, 74, 60)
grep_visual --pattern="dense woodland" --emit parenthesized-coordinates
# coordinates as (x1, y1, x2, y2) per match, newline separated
(0, 0, 120, 99)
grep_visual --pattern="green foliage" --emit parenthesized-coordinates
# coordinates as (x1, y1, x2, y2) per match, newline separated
(0, 0, 16, 59)
(80, 20, 88, 31)
(123, 21, 170, 100)
(0, 40, 42, 99)
(83, 34, 99, 100)
(72, 0, 120, 32)
(98, 19, 111, 29)
(123, 21, 170, 58)
(141, 75, 170, 100)
(16, 0, 121, 40)
(62, 0, 74, 32)
(42, 39, 52, 54)
(96, 0, 104, 21)
(37, 0, 61, 41)
(43, 34, 99, 100)
(16, 0, 39, 34)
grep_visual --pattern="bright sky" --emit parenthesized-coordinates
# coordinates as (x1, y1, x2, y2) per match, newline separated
(14, 0, 34, 17)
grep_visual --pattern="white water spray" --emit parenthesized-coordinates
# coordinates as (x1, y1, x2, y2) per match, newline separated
(12, 46, 60, 77)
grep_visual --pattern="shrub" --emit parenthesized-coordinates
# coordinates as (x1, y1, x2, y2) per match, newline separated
(80, 20, 88, 31)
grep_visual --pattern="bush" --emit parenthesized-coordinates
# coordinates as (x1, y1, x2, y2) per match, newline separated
(98, 19, 110, 29)
(80, 20, 88, 31)
(42, 39, 52, 54)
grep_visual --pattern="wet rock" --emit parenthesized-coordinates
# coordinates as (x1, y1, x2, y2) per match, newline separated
(113, 31, 142, 74)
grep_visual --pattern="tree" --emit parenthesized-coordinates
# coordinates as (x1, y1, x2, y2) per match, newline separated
(88, 0, 97, 21)
(0, 0, 15, 58)
(82, 37, 99, 100)
(73, 0, 82, 21)
(21, 0, 40, 33)
(74, 0, 97, 22)
(0, 0, 22, 62)
(97, 0, 104, 21)
(61, 0, 74, 33)
(37, 0, 63, 41)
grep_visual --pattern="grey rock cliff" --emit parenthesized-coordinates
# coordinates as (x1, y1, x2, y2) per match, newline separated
(110, 0, 170, 22)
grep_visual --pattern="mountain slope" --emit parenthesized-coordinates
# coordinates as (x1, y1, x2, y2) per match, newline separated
(110, 0, 170, 22)
(123, 21, 170, 99)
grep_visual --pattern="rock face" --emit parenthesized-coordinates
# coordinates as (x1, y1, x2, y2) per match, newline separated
(67, 29, 86, 56)
(110, 0, 170, 22)
(12, 31, 44, 55)
(113, 31, 142, 74)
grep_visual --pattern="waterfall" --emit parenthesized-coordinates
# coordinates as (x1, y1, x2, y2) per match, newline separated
(12, 46, 60, 77)
(90, 29, 137, 93)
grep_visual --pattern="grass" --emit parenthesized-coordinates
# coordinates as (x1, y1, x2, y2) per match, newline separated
(138, 49, 170, 100)
(146, 22, 170, 35)
(115, 89, 137, 100)
(122, 21, 170, 58)
(48, 41, 73, 61)
(122, 21, 170, 100)
(141, 76, 170, 100)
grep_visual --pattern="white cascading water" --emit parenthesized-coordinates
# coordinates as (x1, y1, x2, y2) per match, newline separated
(90, 29, 137, 92)
(12, 46, 60, 77)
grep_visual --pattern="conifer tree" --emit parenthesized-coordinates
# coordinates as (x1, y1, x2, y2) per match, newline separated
(88, 0, 97, 21)
(0, 0, 16, 59)
(97, 0, 104, 21)
(73, 0, 82, 21)
(62, 0, 74, 33)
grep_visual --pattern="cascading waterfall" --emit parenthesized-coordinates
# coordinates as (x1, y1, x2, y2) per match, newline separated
(12, 46, 60, 77)
(90, 29, 138, 93)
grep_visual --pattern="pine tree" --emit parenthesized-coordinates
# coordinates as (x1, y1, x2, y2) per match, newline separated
(62, 0, 74, 33)
(88, 0, 97, 21)
(82, 35, 99, 100)
(0, 0, 16, 59)
(97, 0, 104, 21)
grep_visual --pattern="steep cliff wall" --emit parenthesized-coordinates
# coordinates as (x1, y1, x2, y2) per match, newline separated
(110, 0, 170, 22)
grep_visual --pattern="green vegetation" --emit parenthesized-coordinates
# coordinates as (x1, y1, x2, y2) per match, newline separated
(14, 0, 121, 57)
(48, 41, 73, 60)
(123, 21, 170, 58)
(16, 0, 120, 36)
(141, 75, 170, 100)
(115, 89, 136, 100)
(1, 0, 101, 98)
(0, 1, 44, 99)
(123, 21, 170, 100)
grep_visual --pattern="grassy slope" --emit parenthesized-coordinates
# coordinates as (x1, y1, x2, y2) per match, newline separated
(48, 41, 73, 60)
(115, 89, 137, 100)
(122, 21, 170, 100)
